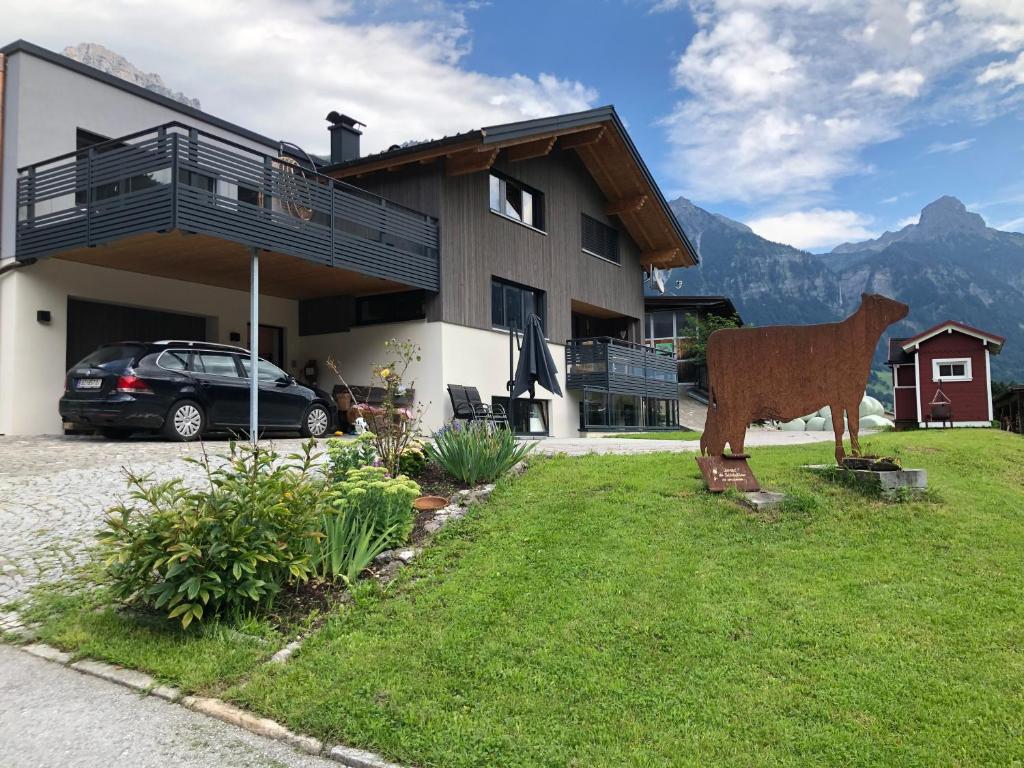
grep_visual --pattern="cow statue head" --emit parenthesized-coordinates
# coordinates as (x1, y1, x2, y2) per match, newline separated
(861, 292, 909, 331)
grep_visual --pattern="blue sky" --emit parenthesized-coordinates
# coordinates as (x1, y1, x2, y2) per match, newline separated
(6, 0, 1024, 252)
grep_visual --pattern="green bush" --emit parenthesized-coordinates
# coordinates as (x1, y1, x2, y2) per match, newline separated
(398, 441, 429, 477)
(98, 442, 326, 628)
(425, 421, 536, 485)
(325, 433, 377, 481)
(329, 465, 420, 549)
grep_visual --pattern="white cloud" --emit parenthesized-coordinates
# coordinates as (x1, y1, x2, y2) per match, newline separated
(996, 215, 1024, 232)
(925, 138, 976, 153)
(896, 214, 919, 228)
(662, 0, 1024, 206)
(0, 0, 598, 156)
(851, 67, 926, 97)
(746, 208, 876, 250)
(978, 51, 1024, 85)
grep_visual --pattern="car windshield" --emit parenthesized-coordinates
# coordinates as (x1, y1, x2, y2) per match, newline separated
(73, 344, 145, 372)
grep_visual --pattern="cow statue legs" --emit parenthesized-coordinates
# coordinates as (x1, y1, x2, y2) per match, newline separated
(830, 402, 847, 464)
(846, 397, 862, 458)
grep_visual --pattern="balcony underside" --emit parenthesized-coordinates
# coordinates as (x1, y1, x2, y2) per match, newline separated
(50, 230, 414, 300)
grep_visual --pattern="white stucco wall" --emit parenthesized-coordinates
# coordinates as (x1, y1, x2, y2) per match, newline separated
(0, 258, 298, 435)
(300, 321, 579, 436)
(1, 49, 276, 260)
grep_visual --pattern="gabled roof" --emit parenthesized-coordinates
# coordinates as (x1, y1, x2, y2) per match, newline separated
(0, 40, 278, 149)
(900, 321, 1006, 354)
(324, 106, 698, 270)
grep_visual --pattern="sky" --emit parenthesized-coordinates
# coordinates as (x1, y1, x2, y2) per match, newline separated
(4, 0, 1024, 252)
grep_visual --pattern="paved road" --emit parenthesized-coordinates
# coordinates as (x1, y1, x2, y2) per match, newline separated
(0, 644, 337, 768)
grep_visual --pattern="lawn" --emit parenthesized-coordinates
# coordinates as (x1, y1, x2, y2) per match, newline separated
(21, 430, 1024, 766)
(608, 430, 701, 440)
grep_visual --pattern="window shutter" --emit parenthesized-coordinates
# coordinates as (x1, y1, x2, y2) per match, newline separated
(581, 214, 620, 263)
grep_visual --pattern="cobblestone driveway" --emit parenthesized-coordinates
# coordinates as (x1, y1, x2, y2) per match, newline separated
(0, 435, 311, 609)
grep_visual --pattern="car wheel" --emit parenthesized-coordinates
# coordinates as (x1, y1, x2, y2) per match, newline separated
(301, 403, 331, 438)
(99, 427, 134, 440)
(163, 400, 205, 441)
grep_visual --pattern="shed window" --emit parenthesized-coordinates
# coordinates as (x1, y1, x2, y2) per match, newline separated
(489, 172, 544, 230)
(581, 214, 620, 264)
(932, 358, 972, 382)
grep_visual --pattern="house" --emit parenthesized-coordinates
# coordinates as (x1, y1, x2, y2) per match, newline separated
(887, 321, 1005, 429)
(0, 40, 697, 437)
(642, 294, 740, 393)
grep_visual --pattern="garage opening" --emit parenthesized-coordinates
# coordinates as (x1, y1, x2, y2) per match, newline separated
(66, 298, 208, 370)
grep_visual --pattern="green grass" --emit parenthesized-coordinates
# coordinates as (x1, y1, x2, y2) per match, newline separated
(18, 430, 1024, 765)
(21, 584, 282, 693)
(607, 429, 702, 440)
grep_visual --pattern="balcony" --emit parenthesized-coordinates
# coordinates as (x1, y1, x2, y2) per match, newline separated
(565, 337, 679, 430)
(565, 337, 677, 398)
(15, 123, 439, 294)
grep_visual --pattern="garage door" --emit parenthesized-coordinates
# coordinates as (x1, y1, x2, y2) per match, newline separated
(66, 298, 207, 369)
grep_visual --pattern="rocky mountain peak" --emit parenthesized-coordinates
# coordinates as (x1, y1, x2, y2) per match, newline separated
(62, 43, 201, 109)
(917, 195, 987, 235)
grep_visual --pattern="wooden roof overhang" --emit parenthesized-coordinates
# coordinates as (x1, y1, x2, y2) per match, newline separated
(325, 106, 698, 270)
(49, 231, 413, 300)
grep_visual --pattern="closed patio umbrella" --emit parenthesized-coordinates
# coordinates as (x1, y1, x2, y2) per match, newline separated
(510, 313, 563, 399)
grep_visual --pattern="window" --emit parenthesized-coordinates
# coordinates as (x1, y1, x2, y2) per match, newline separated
(581, 213, 620, 264)
(157, 350, 190, 372)
(193, 352, 241, 377)
(492, 397, 549, 435)
(489, 172, 544, 230)
(932, 357, 972, 382)
(356, 290, 426, 326)
(491, 277, 545, 333)
(240, 357, 289, 382)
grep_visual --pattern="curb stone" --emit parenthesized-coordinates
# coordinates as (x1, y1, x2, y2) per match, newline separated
(327, 744, 405, 768)
(22, 642, 72, 664)
(70, 658, 156, 692)
(14, 643, 389, 764)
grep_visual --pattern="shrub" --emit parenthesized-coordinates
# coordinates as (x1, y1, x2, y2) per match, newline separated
(329, 465, 420, 549)
(325, 432, 377, 481)
(98, 441, 326, 628)
(399, 441, 429, 477)
(426, 421, 536, 485)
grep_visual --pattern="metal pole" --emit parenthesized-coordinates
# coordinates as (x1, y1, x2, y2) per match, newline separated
(249, 247, 259, 444)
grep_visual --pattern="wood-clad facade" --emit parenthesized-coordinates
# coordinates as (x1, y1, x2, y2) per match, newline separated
(354, 148, 645, 343)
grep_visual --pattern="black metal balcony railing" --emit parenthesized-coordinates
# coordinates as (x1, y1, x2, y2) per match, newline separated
(565, 337, 677, 399)
(15, 123, 440, 292)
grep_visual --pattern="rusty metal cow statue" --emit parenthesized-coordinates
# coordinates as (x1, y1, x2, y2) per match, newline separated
(700, 293, 908, 464)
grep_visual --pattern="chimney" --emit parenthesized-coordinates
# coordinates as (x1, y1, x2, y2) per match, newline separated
(327, 112, 364, 164)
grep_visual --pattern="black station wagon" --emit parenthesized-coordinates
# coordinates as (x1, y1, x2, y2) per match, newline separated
(60, 341, 335, 441)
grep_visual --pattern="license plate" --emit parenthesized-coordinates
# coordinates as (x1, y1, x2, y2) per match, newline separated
(76, 378, 102, 390)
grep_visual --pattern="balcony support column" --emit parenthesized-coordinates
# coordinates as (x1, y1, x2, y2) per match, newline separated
(249, 247, 259, 444)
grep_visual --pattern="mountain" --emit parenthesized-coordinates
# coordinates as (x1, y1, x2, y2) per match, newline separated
(665, 197, 838, 327)
(657, 195, 1024, 396)
(62, 43, 201, 109)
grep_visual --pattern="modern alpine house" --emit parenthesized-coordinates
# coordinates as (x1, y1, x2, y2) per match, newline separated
(0, 40, 697, 438)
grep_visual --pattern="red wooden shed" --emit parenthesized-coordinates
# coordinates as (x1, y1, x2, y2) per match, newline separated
(888, 321, 1005, 429)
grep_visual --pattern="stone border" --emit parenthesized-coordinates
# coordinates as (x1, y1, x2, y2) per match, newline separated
(5, 462, 533, 767)
(15, 641, 406, 767)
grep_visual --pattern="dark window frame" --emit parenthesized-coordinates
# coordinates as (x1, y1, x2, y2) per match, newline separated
(489, 170, 545, 232)
(581, 213, 621, 264)
(490, 277, 546, 334)
(354, 290, 427, 327)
